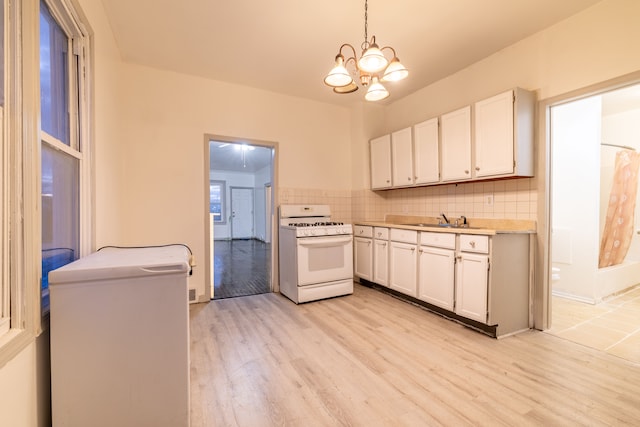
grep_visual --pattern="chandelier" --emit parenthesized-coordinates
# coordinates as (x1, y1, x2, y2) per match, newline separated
(323, 0, 408, 102)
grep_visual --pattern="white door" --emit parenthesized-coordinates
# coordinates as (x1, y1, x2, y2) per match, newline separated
(354, 237, 373, 281)
(474, 90, 514, 177)
(441, 106, 471, 182)
(373, 239, 389, 286)
(414, 118, 440, 184)
(391, 127, 414, 186)
(418, 246, 455, 310)
(265, 184, 272, 243)
(389, 241, 418, 297)
(370, 134, 392, 189)
(231, 187, 254, 239)
(455, 252, 489, 323)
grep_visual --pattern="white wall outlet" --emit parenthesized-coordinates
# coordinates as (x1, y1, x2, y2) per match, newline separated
(485, 194, 494, 207)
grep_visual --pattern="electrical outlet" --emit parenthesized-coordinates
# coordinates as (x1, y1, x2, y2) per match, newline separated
(485, 194, 494, 207)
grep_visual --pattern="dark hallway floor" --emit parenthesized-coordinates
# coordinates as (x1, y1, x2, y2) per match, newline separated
(213, 239, 271, 299)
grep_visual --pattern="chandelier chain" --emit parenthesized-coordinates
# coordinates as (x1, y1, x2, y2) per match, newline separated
(362, 0, 369, 51)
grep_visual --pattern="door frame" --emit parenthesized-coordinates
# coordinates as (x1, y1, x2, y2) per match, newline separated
(536, 70, 640, 330)
(230, 186, 254, 239)
(203, 134, 279, 301)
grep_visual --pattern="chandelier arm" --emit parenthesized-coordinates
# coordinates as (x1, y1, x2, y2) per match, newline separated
(338, 43, 358, 59)
(380, 46, 398, 59)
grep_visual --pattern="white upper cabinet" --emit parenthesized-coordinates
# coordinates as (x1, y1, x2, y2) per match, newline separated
(391, 127, 414, 187)
(440, 106, 471, 182)
(474, 88, 535, 178)
(413, 118, 439, 185)
(368, 88, 535, 190)
(370, 134, 392, 189)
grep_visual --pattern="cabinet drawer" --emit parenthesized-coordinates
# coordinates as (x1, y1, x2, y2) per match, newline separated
(374, 227, 389, 240)
(459, 234, 489, 253)
(354, 225, 373, 238)
(420, 232, 455, 249)
(390, 228, 418, 244)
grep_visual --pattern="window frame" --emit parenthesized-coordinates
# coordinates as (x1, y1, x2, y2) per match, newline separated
(0, 0, 93, 367)
(210, 180, 227, 224)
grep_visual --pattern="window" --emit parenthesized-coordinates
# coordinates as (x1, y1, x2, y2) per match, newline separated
(39, 0, 84, 313)
(1, 0, 91, 362)
(210, 181, 226, 223)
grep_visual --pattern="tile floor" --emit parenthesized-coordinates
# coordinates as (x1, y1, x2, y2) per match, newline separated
(546, 286, 640, 365)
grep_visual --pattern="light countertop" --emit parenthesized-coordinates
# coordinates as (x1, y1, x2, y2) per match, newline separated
(354, 215, 536, 236)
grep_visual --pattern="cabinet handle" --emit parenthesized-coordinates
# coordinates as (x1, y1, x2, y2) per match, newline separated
(414, 176, 418, 180)
(469, 241, 476, 248)
(368, 241, 371, 246)
(475, 166, 480, 171)
(386, 180, 390, 183)
(383, 243, 387, 247)
(465, 170, 469, 174)
(411, 248, 415, 253)
(407, 177, 411, 181)
(419, 249, 423, 254)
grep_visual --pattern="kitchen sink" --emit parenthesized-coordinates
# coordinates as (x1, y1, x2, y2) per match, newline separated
(405, 223, 483, 230)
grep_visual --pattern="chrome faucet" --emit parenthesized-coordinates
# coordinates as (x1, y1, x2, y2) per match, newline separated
(455, 215, 468, 228)
(439, 213, 450, 225)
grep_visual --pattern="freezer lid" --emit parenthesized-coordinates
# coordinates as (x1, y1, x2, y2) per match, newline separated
(48, 246, 191, 285)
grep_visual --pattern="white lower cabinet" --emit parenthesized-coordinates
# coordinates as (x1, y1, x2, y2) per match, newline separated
(455, 234, 490, 323)
(418, 232, 456, 310)
(418, 246, 455, 311)
(454, 252, 489, 323)
(355, 224, 531, 337)
(353, 226, 373, 281)
(373, 227, 389, 286)
(389, 229, 418, 297)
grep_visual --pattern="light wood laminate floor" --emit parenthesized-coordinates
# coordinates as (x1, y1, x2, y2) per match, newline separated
(190, 284, 640, 426)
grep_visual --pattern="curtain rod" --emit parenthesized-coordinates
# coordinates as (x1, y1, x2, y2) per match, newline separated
(601, 142, 637, 151)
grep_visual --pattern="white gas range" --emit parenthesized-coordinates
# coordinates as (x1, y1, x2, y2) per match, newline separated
(278, 205, 353, 303)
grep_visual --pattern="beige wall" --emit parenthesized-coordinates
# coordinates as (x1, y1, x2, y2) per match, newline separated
(113, 64, 352, 299)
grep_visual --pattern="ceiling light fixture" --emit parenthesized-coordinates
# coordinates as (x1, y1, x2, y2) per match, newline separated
(323, 0, 408, 101)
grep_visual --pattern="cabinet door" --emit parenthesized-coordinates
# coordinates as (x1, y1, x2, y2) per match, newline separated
(391, 127, 414, 187)
(370, 135, 392, 189)
(475, 90, 514, 177)
(440, 106, 471, 182)
(455, 252, 489, 323)
(414, 118, 440, 184)
(418, 246, 455, 310)
(354, 237, 373, 281)
(389, 241, 418, 297)
(373, 239, 389, 286)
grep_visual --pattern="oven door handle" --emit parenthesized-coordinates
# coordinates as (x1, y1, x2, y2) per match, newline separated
(297, 236, 353, 248)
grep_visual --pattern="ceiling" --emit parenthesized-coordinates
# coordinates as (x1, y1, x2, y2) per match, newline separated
(209, 141, 273, 174)
(101, 0, 602, 107)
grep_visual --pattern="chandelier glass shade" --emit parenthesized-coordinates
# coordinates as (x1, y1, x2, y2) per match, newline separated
(323, 0, 408, 101)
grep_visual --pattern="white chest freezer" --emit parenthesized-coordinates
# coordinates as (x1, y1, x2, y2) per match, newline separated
(49, 246, 191, 427)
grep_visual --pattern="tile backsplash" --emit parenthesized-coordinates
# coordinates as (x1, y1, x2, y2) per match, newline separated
(280, 177, 537, 224)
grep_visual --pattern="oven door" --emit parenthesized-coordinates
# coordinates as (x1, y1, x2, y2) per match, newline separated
(296, 236, 353, 286)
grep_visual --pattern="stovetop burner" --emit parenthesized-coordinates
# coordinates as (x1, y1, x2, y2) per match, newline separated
(289, 221, 344, 227)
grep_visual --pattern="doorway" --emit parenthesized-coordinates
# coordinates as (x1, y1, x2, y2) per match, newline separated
(207, 138, 275, 300)
(545, 81, 640, 363)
